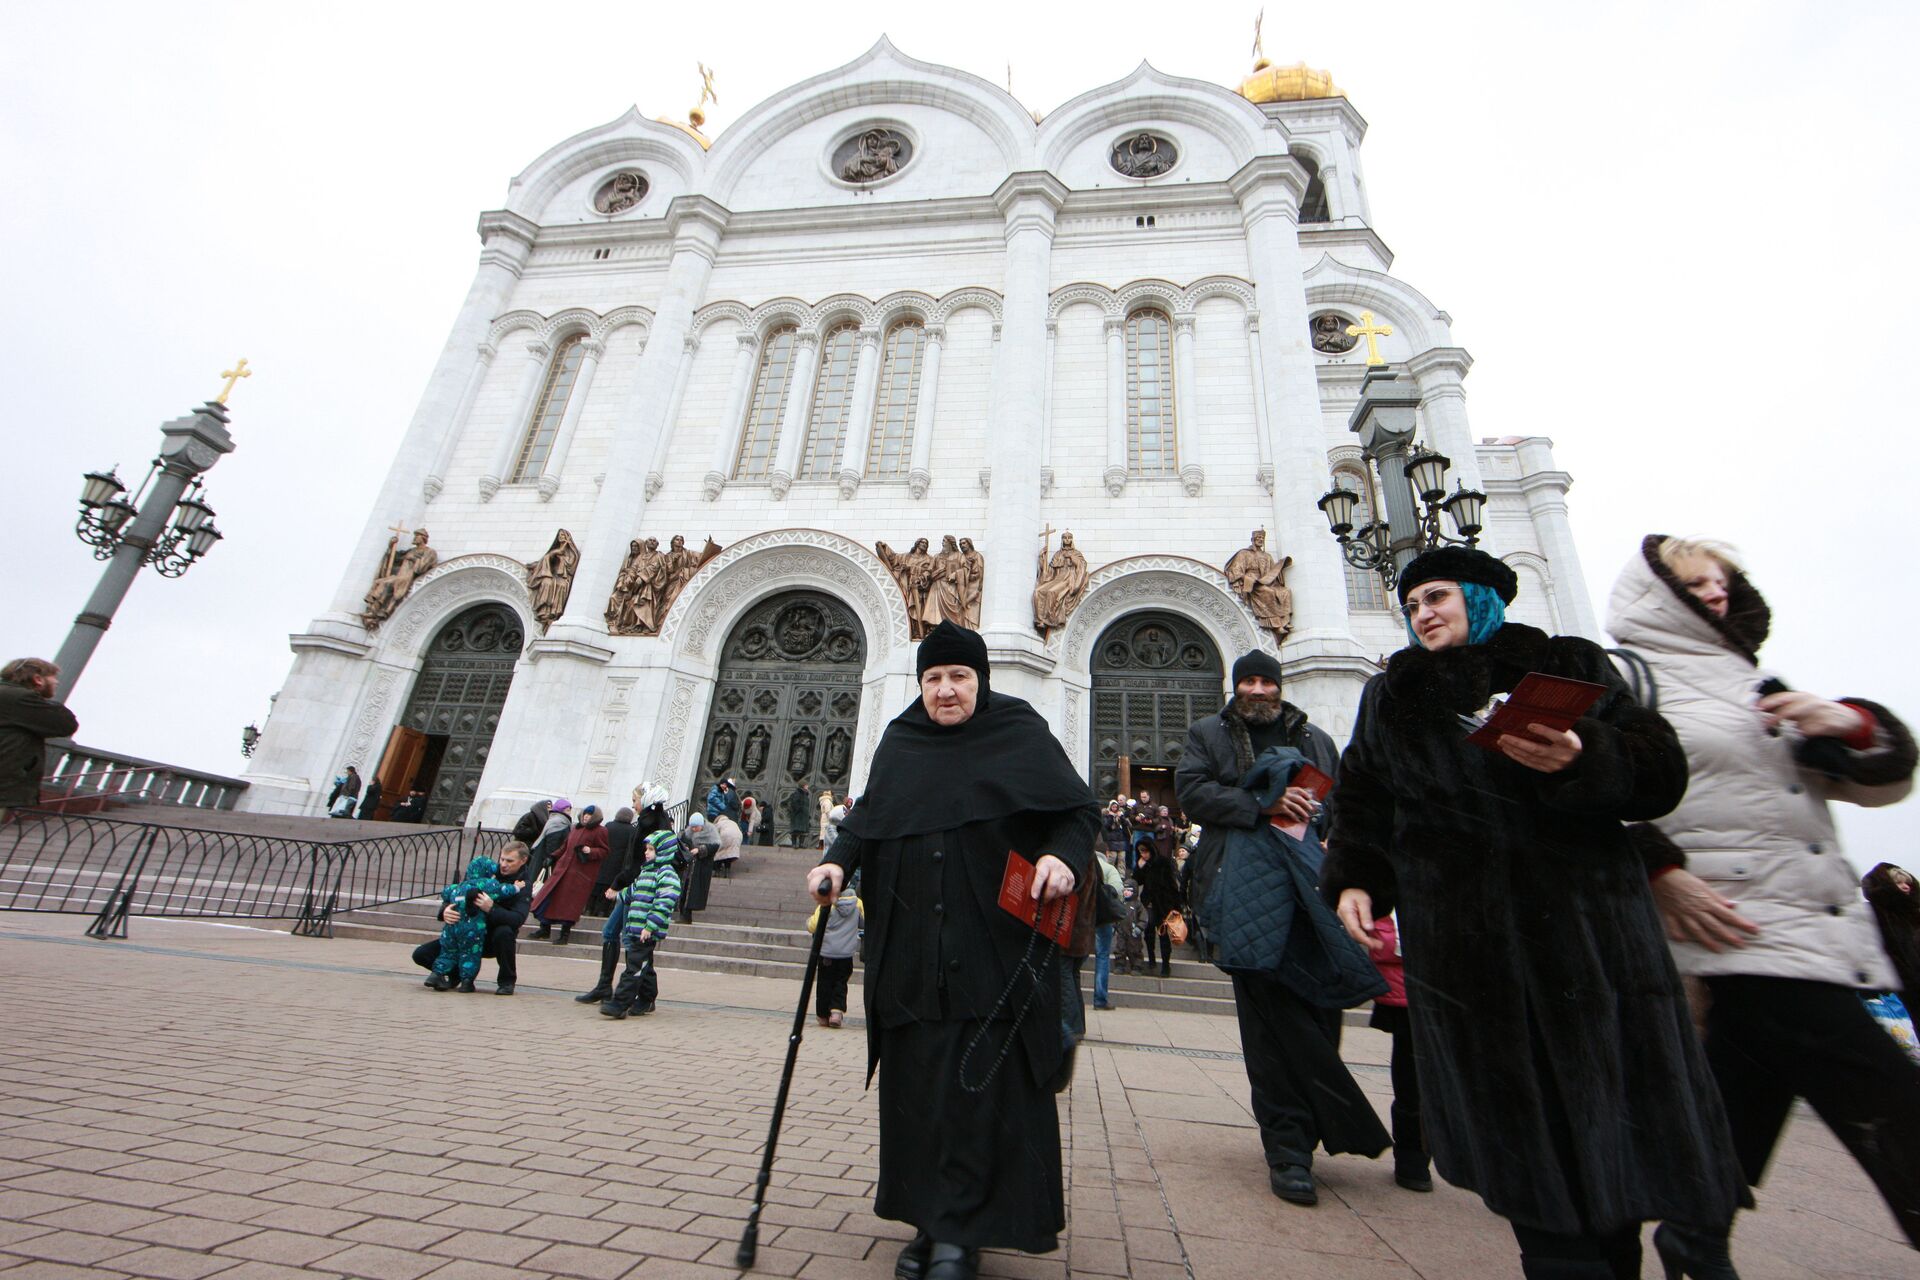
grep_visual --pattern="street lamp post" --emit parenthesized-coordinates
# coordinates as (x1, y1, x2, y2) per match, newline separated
(1317, 366, 1486, 594)
(53, 397, 238, 701)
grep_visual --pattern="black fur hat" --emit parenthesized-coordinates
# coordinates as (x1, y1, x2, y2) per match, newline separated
(1396, 546, 1519, 604)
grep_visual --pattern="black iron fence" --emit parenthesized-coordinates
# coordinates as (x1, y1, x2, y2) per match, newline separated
(0, 810, 508, 939)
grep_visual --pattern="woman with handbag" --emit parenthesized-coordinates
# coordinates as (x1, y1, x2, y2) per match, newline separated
(1135, 844, 1183, 978)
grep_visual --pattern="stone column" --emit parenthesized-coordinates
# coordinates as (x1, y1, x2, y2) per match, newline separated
(1513, 437, 1599, 638)
(836, 326, 883, 498)
(1039, 320, 1057, 495)
(1227, 156, 1367, 728)
(1407, 347, 1486, 494)
(1173, 313, 1204, 497)
(766, 331, 820, 500)
(906, 323, 944, 499)
(703, 332, 760, 500)
(647, 335, 699, 499)
(981, 173, 1067, 681)
(1244, 312, 1275, 494)
(320, 211, 536, 627)
(534, 338, 603, 501)
(1103, 317, 1128, 497)
(423, 342, 495, 501)
(478, 339, 552, 500)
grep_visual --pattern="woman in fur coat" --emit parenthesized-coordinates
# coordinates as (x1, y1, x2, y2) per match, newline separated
(1324, 546, 1746, 1280)
(1608, 535, 1920, 1254)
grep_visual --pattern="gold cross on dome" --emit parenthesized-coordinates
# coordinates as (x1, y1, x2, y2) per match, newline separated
(1346, 312, 1394, 366)
(215, 357, 252, 404)
(697, 62, 718, 109)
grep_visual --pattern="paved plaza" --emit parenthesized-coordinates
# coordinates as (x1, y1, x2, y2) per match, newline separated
(0, 913, 1909, 1280)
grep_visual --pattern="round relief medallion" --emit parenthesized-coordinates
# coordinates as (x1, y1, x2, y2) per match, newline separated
(1310, 312, 1359, 354)
(593, 170, 649, 214)
(832, 127, 913, 185)
(1109, 132, 1178, 179)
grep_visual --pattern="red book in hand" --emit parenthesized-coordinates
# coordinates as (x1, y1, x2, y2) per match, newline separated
(1464, 672, 1608, 752)
(997, 850, 1078, 948)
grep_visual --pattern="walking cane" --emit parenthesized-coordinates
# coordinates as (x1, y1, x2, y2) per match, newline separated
(737, 874, 831, 1270)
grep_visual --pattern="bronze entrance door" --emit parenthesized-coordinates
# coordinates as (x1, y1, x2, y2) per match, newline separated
(394, 603, 523, 826)
(1089, 610, 1223, 812)
(695, 590, 865, 843)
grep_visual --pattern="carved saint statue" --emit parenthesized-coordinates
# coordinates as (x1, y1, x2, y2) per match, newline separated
(841, 128, 905, 183)
(1224, 529, 1295, 642)
(1032, 529, 1090, 636)
(524, 529, 580, 631)
(1111, 132, 1176, 178)
(1311, 313, 1359, 354)
(957, 537, 986, 630)
(662, 534, 722, 612)
(876, 537, 940, 639)
(606, 538, 668, 635)
(933, 535, 971, 631)
(362, 528, 439, 632)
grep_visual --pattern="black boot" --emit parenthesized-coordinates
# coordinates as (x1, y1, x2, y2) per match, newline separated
(1652, 1225, 1739, 1280)
(1160, 957, 1171, 977)
(555, 922, 572, 946)
(1269, 1163, 1316, 1205)
(893, 1230, 933, 1280)
(531, 922, 551, 940)
(575, 940, 619, 1003)
(923, 1243, 979, 1280)
(455, 978, 476, 993)
(1391, 1103, 1431, 1191)
(427, 972, 453, 991)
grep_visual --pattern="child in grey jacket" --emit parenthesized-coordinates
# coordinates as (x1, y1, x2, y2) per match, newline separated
(808, 883, 863, 1027)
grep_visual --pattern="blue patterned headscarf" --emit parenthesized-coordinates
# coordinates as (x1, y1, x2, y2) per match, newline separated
(1405, 581, 1507, 648)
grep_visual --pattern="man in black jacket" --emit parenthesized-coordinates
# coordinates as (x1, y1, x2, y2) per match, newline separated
(411, 842, 530, 994)
(1175, 650, 1386, 1207)
(0, 658, 78, 821)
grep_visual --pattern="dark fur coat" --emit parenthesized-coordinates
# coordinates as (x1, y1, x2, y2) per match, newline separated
(1321, 622, 1748, 1234)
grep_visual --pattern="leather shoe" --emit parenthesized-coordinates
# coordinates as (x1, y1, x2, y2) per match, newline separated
(1393, 1166, 1433, 1193)
(599, 1001, 629, 1020)
(1269, 1163, 1317, 1205)
(893, 1231, 933, 1280)
(427, 972, 453, 991)
(495, 982, 515, 995)
(574, 986, 611, 1004)
(923, 1243, 979, 1280)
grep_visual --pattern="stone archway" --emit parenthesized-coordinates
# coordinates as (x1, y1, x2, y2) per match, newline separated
(395, 603, 524, 825)
(1088, 610, 1223, 805)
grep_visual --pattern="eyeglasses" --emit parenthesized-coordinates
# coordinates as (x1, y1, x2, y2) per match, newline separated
(1399, 586, 1457, 621)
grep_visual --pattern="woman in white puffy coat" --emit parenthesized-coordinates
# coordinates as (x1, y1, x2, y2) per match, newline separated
(1607, 535, 1920, 1257)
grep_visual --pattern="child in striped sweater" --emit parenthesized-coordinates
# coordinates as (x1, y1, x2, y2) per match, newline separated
(601, 830, 682, 1019)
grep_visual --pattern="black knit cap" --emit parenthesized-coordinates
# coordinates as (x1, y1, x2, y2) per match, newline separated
(1230, 649, 1284, 689)
(916, 619, 990, 681)
(1397, 546, 1519, 604)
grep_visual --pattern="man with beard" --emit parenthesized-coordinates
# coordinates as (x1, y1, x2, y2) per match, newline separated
(1176, 650, 1388, 1206)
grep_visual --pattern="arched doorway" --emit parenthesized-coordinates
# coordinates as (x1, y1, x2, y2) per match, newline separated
(695, 590, 865, 844)
(384, 603, 523, 826)
(1089, 610, 1223, 811)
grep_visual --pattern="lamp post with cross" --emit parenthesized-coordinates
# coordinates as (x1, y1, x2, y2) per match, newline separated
(1315, 362, 1486, 594)
(52, 364, 246, 700)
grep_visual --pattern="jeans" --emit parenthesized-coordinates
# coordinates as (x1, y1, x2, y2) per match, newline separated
(601, 899, 627, 943)
(1092, 924, 1114, 1006)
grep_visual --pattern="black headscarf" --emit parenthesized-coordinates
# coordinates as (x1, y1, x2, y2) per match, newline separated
(838, 688, 1093, 842)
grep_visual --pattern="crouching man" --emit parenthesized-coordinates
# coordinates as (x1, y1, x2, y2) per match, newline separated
(412, 841, 530, 995)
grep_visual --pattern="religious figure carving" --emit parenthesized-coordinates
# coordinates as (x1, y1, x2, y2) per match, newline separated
(1032, 528, 1089, 637)
(1135, 626, 1173, 667)
(876, 537, 940, 639)
(524, 529, 580, 631)
(1311, 312, 1358, 354)
(841, 128, 907, 183)
(606, 538, 668, 636)
(744, 726, 770, 778)
(956, 537, 985, 631)
(362, 528, 438, 632)
(1224, 529, 1295, 642)
(594, 170, 648, 214)
(663, 534, 721, 605)
(933, 536, 970, 631)
(1110, 132, 1177, 178)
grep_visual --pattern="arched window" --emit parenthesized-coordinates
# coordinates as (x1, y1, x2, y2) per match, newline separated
(799, 323, 861, 479)
(732, 326, 798, 481)
(509, 334, 587, 483)
(1333, 467, 1391, 611)
(1293, 149, 1330, 224)
(866, 319, 926, 477)
(1126, 308, 1177, 476)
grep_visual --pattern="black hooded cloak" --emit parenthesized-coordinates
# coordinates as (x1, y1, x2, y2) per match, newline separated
(826, 683, 1098, 1254)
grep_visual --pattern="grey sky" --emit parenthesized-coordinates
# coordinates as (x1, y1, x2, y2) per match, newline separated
(6, 2, 1916, 863)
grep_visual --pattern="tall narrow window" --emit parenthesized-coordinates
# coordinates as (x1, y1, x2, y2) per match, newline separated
(509, 335, 587, 483)
(1334, 468, 1391, 611)
(866, 319, 926, 477)
(799, 323, 860, 479)
(1127, 308, 1177, 475)
(733, 326, 798, 481)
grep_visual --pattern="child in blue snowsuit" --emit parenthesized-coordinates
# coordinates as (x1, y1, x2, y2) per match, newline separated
(428, 856, 519, 990)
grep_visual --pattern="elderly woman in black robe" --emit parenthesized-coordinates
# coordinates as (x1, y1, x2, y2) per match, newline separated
(808, 621, 1097, 1280)
(1323, 547, 1747, 1280)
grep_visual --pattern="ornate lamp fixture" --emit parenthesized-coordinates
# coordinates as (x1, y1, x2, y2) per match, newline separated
(74, 466, 222, 577)
(240, 723, 261, 759)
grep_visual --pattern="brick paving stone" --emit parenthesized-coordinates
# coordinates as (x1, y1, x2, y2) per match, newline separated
(421, 1230, 550, 1268)
(105, 1244, 246, 1280)
(338, 1221, 457, 1252)
(519, 1242, 639, 1279)
(244, 1205, 369, 1236)
(25, 1203, 169, 1235)
(211, 1230, 352, 1268)
(315, 1242, 444, 1280)
(0, 1264, 136, 1280)
(598, 1225, 713, 1262)
(0, 1230, 144, 1266)
(213, 1264, 344, 1280)
(118, 1218, 261, 1250)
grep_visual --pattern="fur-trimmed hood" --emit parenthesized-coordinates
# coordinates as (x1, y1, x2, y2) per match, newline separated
(1607, 535, 1770, 663)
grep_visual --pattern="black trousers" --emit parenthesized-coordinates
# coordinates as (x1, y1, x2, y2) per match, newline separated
(1143, 909, 1172, 964)
(610, 937, 659, 1011)
(1509, 1222, 1641, 1280)
(817, 956, 853, 1018)
(1230, 973, 1390, 1168)
(1703, 975, 1920, 1248)
(411, 923, 518, 985)
(1369, 1004, 1426, 1168)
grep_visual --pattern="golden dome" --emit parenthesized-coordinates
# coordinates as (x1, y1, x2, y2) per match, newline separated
(654, 112, 711, 149)
(1237, 58, 1343, 105)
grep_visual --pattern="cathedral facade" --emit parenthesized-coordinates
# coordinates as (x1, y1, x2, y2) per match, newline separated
(240, 39, 1597, 826)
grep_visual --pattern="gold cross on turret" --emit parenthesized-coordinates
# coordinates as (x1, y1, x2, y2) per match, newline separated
(215, 358, 252, 404)
(1345, 312, 1393, 366)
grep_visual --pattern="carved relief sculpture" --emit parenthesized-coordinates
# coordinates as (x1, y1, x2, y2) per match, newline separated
(606, 534, 721, 637)
(1110, 132, 1177, 178)
(524, 529, 580, 631)
(878, 535, 983, 637)
(840, 128, 908, 183)
(957, 537, 985, 630)
(933, 536, 969, 631)
(1032, 528, 1090, 637)
(876, 537, 939, 639)
(362, 528, 439, 632)
(1224, 529, 1295, 642)
(1311, 313, 1359, 354)
(593, 170, 649, 214)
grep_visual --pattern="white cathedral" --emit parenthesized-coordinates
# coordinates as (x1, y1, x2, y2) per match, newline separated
(240, 38, 1598, 827)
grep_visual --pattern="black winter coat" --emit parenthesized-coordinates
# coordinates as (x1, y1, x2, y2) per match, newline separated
(1321, 623, 1747, 1235)
(0, 682, 78, 806)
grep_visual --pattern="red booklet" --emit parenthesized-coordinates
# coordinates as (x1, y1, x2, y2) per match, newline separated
(1464, 673, 1608, 751)
(997, 850, 1078, 948)
(1267, 762, 1335, 839)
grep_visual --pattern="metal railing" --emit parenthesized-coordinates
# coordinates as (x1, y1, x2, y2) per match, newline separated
(0, 809, 507, 939)
(39, 742, 248, 812)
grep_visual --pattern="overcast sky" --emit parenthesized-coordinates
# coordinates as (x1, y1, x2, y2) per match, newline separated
(5, 2, 1916, 864)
